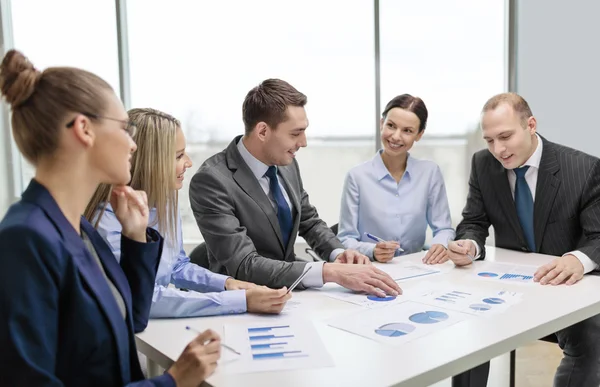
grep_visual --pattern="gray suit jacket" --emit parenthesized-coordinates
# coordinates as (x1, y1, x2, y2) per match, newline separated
(457, 135, 600, 264)
(189, 136, 344, 288)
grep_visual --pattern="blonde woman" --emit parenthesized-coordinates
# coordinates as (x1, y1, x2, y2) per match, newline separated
(86, 108, 291, 318)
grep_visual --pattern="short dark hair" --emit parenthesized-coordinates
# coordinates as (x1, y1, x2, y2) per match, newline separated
(242, 78, 307, 135)
(482, 92, 533, 127)
(382, 94, 428, 132)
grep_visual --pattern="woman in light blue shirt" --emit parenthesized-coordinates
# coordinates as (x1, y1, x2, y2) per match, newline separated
(338, 94, 455, 264)
(86, 108, 290, 318)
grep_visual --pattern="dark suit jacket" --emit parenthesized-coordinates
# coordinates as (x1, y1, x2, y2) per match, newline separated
(189, 136, 343, 288)
(457, 136, 600, 264)
(0, 180, 173, 387)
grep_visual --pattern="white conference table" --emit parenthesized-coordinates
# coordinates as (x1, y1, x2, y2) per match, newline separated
(136, 247, 600, 387)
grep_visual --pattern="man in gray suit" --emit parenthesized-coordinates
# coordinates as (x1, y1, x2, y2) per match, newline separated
(448, 93, 600, 387)
(189, 79, 400, 297)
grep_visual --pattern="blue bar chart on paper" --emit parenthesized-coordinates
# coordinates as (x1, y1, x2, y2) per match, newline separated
(474, 262, 537, 284)
(222, 321, 334, 374)
(248, 325, 307, 360)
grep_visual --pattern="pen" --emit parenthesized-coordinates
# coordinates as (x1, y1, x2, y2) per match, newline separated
(304, 248, 322, 261)
(286, 265, 312, 294)
(185, 326, 241, 355)
(457, 242, 475, 261)
(365, 233, 405, 252)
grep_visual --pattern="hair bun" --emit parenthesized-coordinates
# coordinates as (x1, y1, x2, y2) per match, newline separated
(0, 49, 41, 107)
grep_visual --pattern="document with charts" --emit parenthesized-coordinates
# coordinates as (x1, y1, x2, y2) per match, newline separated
(409, 281, 523, 316)
(327, 300, 469, 346)
(219, 320, 333, 374)
(473, 262, 538, 284)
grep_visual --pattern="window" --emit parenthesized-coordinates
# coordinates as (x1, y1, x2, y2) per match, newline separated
(127, 0, 376, 242)
(10, 0, 120, 187)
(379, 0, 506, 227)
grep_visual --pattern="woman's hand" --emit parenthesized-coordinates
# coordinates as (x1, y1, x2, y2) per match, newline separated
(110, 186, 148, 243)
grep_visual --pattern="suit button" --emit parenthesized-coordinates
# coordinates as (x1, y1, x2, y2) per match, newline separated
(521, 247, 527, 252)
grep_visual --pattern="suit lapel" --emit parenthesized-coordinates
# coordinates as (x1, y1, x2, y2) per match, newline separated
(278, 165, 301, 254)
(22, 180, 130, 384)
(533, 139, 560, 251)
(226, 138, 285, 250)
(489, 160, 528, 247)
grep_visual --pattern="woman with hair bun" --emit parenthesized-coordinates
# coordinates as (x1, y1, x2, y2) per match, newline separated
(0, 50, 219, 387)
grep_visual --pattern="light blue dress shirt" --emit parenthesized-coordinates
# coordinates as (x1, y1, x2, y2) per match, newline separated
(96, 204, 247, 318)
(338, 150, 456, 259)
(237, 139, 343, 287)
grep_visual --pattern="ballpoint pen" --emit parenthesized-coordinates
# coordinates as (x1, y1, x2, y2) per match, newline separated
(365, 232, 405, 252)
(286, 265, 312, 294)
(456, 242, 475, 261)
(185, 326, 241, 355)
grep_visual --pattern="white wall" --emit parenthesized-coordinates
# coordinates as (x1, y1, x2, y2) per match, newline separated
(515, 0, 600, 157)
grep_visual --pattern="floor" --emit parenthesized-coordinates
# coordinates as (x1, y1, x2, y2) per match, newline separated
(514, 341, 562, 387)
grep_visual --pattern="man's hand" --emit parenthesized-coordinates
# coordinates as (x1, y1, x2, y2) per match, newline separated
(422, 244, 449, 265)
(334, 249, 370, 265)
(534, 255, 585, 285)
(447, 240, 476, 266)
(323, 263, 401, 298)
(225, 278, 258, 291)
(374, 241, 400, 263)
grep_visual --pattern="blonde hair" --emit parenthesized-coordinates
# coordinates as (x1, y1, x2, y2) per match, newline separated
(85, 108, 181, 243)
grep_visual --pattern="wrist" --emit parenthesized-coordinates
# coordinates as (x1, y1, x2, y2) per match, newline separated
(122, 229, 147, 243)
(322, 263, 338, 283)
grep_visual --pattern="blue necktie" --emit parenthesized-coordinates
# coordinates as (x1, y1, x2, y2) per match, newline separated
(514, 166, 535, 251)
(265, 166, 293, 247)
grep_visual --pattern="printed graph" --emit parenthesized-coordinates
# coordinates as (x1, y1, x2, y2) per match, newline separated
(247, 325, 308, 360)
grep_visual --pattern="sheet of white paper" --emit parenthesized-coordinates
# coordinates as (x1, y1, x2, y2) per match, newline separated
(219, 320, 334, 374)
(473, 262, 538, 284)
(409, 281, 523, 316)
(319, 280, 441, 309)
(376, 261, 447, 281)
(327, 300, 468, 346)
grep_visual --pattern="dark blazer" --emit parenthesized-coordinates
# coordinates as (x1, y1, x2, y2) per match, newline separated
(0, 180, 173, 387)
(457, 136, 600, 264)
(189, 136, 343, 288)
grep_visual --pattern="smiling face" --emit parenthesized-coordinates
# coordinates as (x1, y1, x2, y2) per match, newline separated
(380, 107, 424, 157)
(481, 103, 537, 169)
(261, 105, 308, 166)
(174, 126, 192, 190)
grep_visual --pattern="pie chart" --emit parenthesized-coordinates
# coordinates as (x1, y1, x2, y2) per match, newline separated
(375, 322, 416, 337)
(367, 295, 397, 302)
(478, 272, 499, 278)
(483, 297, 505, 304)
(409, 310, 449, 324)
(470, 303, 491, 311)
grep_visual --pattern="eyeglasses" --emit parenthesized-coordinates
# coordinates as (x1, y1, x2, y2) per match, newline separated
(66, 112, 137, 137)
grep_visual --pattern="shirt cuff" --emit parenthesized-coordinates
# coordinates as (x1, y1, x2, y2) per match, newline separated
(467, 239, 481, 260)
(301, 262, 325, 288)
(565, 250, 599, 274)
(218, 289, 248, 314)
(329, 248, 345, 262)
(209, 272, 231, 292)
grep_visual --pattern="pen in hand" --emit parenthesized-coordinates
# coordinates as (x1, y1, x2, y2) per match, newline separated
(185, 326, 241, 355)
(365, 233, 405, 252)
(456, 242, 475, 261)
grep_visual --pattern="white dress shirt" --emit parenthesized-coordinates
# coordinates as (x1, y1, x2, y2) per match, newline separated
(237, 139, 341, 287)
(471, 134, 598, 273)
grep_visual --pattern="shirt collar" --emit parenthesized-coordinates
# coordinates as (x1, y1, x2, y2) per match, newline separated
(520, 133, 543, 169)
(372, 149, 414, 181)
(237, 137, 270, 180)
